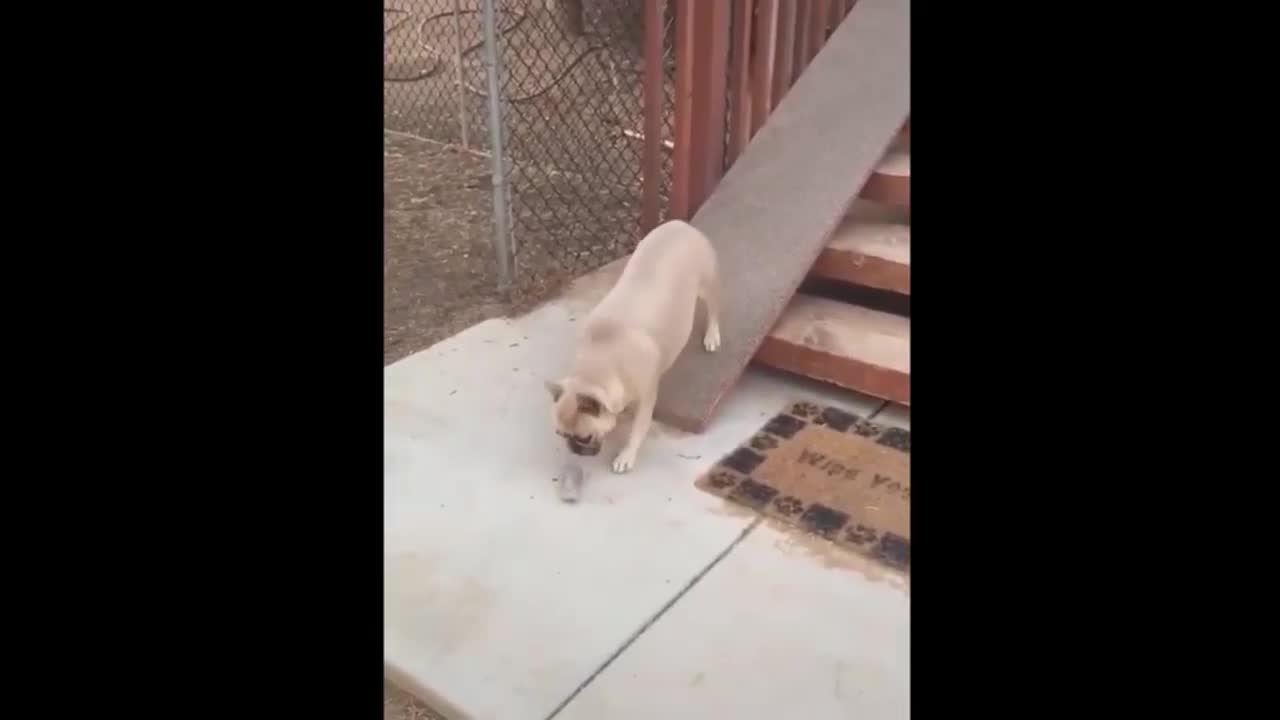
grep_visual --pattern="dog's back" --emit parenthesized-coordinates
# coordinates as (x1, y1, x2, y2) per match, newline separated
(586, 220, 716, 368)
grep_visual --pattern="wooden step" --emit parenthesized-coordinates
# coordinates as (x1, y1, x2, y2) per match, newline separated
(809, 199, 910, 295)
(754, 294, 909, 405)
(859, 144, 909, 208)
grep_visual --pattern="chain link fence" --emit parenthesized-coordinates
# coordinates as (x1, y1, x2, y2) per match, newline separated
(385, 0, 676, 295)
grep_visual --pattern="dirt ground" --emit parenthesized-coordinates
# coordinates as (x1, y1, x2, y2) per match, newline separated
(384, 130, 571, 364)
(384, 130, 507, 363)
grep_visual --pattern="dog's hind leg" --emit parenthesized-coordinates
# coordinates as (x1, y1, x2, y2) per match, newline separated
(698, 270, 722, 352)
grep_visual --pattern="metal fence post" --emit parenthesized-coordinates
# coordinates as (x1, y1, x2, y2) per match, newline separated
(481, 0, 514, 293)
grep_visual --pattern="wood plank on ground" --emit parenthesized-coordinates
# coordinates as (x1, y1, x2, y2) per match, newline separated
(753, 294, 910, 405)
(809, 198, 910, 294)
(655, 0, 910, 432)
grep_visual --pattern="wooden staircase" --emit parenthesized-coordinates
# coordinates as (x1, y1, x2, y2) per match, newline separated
(753, 122, 910, 405)
(650, 0, 910, 432)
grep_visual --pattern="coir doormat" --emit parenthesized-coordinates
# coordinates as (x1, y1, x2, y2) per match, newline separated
(696, 401, 910, 572)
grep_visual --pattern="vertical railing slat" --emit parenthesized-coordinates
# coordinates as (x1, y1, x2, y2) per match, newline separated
(751, 0, 779, 136)
(672, 0, 732, 220)
(690, 1, 732, 214)
(810, 0, 831, 60)
(772, 0, 797, 107)
(794, 0, 812, 79)
(725, 0, 755, 168)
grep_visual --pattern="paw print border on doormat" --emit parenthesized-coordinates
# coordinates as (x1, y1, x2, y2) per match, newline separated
(695, 400, 910, 573)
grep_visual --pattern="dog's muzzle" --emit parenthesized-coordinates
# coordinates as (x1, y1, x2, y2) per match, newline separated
(566, 436, 601, 456)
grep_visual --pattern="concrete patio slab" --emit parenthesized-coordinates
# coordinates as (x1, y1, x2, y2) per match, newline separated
(555, 520, 910, 720)
(384, 264, 883, 720)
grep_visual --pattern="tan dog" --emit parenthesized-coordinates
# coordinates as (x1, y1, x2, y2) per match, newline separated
(546, 220, 721, 473)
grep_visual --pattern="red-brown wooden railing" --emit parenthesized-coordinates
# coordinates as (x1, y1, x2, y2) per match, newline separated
(641, 0, 858, 232)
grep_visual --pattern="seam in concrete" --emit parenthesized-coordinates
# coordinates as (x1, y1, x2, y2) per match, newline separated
(544, 517, 764, 720)
(867, 400, 890, 419)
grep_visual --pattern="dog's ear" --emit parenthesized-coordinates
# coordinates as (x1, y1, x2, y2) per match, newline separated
(545, 380, 565, 401)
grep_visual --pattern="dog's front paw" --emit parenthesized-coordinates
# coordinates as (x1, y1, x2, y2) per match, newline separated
(703, 325, 721, 352)
(612, 450, 637, 474)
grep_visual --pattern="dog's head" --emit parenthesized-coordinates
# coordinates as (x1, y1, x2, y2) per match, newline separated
(545, 379, 620, 456)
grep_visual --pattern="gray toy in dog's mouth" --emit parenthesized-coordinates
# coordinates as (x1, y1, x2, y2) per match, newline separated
(557, 462, 584, 503)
